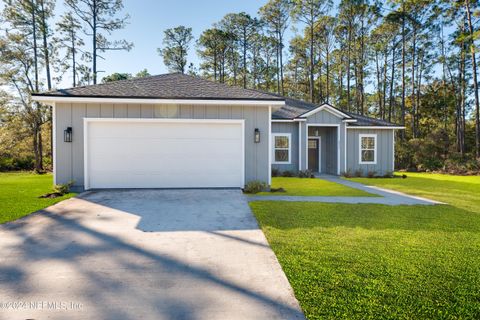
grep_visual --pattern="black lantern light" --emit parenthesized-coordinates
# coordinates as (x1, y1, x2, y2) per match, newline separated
(254, 128, 260, 143)
(64, 127, 72, 142)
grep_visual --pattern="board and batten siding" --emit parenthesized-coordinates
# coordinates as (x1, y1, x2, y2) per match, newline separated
(54, 102, 270, 189)
(306, 108, 343, 124)
(346, 128, 394, 175)
(271, 122, 299, 172)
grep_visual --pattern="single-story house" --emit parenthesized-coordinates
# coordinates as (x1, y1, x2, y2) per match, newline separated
(32, 73, 403, 191)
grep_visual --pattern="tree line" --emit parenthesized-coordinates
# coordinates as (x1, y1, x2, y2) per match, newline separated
(159, 0, 480, 172)
(0, 0, 133, 171)
(1, 0, 480, 173)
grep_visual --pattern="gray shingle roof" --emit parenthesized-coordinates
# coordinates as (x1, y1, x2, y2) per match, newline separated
(32, 73, 284, 101)
(34, 72, 400, 127)
(272, 97, 401, 127)
(272, 97, 315, 119)
(343, 111, 401, 127)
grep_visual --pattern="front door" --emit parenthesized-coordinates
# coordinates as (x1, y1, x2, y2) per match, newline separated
(308, 139, 320, 172)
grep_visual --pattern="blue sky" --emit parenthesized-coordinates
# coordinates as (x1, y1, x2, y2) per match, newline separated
(78, 0, 269, 84)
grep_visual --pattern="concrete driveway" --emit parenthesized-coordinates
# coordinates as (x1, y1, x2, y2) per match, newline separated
(0, 189, 304, 320)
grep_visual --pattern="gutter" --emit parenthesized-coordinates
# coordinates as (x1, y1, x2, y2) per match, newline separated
(31, 95, 285, 107)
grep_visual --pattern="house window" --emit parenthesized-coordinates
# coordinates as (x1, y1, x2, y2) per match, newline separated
(272, 133, 291, 164)
(359, 134, 377, 164)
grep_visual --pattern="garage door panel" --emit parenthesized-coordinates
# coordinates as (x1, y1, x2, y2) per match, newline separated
(85, 120, 244, 189)
(89, 140, 241, 159)
(89, 122, 242, 140)
(92, 156, 240, 173)
(89, 172, 242, 189)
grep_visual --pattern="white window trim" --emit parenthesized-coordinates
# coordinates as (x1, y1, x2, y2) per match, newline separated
(272, 133, 292, 164)
(359, 134, 377, 165)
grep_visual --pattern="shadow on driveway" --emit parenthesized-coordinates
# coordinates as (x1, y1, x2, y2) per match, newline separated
(0, 189, 304, 320)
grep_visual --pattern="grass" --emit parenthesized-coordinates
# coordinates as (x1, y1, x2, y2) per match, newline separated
(250, 173, 480, 319)
(0, 172, 76, 224)
(349, 172, 480, 214)
(257, 177, 375, 197)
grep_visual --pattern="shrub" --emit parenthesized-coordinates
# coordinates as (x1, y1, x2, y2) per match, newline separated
(367, 171, 377, 178)
(354, 169, 363, 177)
(0, 156, 35, 171)
(244, 180, 267, 194)
(282, 170, 295, 177)
(383, 171, 394, 178)
(341, 170, 353, 178)
(298, 170, 314, 178)
(396, 129, 450, 172)
(443, 155, 480, 175)
(271, 168, 281, 177)
(53, 180, 74, 195)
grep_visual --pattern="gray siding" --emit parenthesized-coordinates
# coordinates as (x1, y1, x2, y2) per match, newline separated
(346, 129, 394, 175)
(271, 122, 299, 172)
(55, 103, 270, 189)
(306, 109, 343, 124)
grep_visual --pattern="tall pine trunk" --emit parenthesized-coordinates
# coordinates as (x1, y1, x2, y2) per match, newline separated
(309, 23, 314, 102)
(401, 0, 406, 139)
(39, 0, 53, 161)
(276, 36, 280, 94)
(326, 47, 330, 103)
(92, 0, 97, 84)
(72, 29, 77, 87)
(465, 0, 480, 158)
(279, 32, 284, 95)
(30, 1, 43, 171)
(389, 43, 396, 123)
(411, 29, 417, 138)
(347, 25, 352, 111)
(375, 49, 382, 117)
(243, 28, 247, 89)
(382, 48, 388, 120)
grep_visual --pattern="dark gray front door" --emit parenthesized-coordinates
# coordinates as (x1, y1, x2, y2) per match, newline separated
(308, 139, 319, 172)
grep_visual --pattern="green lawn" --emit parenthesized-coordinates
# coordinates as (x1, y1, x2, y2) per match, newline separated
(349, 172, 480, 214)
(0, 172, 76, 224)
(257, 177, 375, 197)
(251, 173, 480, 319)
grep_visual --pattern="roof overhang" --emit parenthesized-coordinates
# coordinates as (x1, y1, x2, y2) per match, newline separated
(31, 95, 285, 107)
(347, 126, 405, 129)
(296, 103, 353, 119)
(271, 118, 307, 122)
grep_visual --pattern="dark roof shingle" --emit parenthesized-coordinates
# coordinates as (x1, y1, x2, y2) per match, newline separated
(272, 97, 401, 127)
(34, 72, 400, 127)
(32, 73, 284, 101)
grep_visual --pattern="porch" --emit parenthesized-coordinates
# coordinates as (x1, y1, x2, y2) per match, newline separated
(307, 126, 338, 175)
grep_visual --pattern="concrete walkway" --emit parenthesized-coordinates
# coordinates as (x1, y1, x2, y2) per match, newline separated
(0, 189, 304, 320)
(250, 175, 443, 206)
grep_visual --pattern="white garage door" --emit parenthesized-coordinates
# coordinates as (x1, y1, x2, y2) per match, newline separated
(84, 119, 244, 189)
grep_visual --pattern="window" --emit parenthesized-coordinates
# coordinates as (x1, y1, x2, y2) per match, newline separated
(359, 134, 377, 164)
(272, 133, 291, 164)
